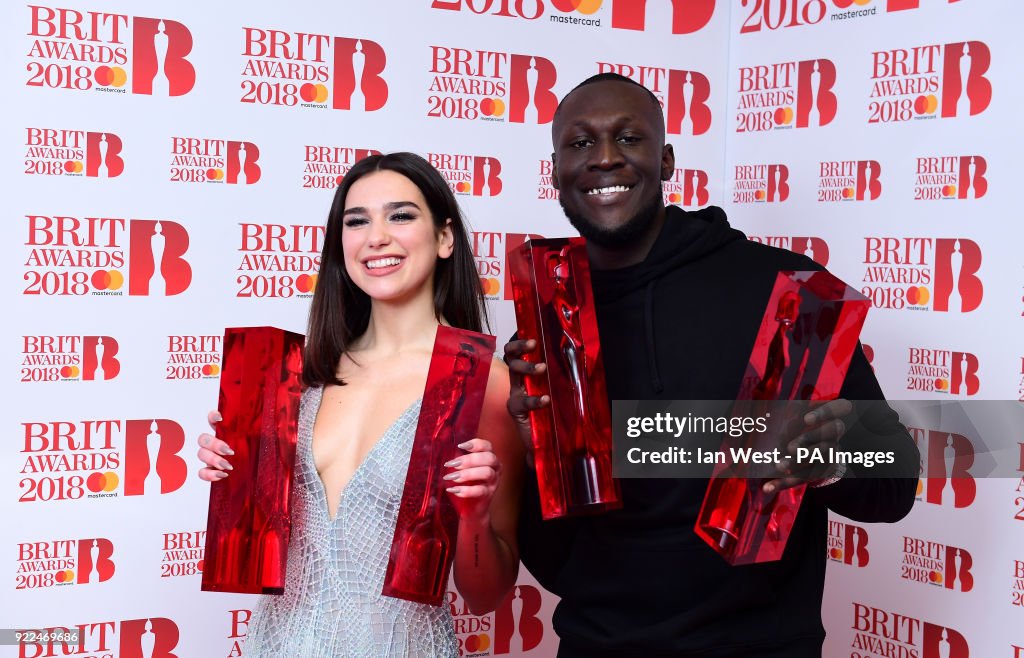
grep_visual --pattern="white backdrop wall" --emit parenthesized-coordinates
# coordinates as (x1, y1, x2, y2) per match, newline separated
(2, 1, 1019, 657)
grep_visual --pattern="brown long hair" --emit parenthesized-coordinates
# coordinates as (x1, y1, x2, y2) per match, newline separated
(303, 152, 488, 387)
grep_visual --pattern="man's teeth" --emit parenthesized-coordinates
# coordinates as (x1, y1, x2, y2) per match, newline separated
(366, 257, 401, 269)
(588, 185, 631, 195)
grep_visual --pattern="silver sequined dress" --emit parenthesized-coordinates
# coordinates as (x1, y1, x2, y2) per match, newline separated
(243, 386, 458, 658)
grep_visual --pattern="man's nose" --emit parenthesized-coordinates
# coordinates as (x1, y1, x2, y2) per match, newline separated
(590, 137, 625, 169)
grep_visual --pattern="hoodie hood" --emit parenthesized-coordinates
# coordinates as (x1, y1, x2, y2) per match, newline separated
(590, 205, 744, 303)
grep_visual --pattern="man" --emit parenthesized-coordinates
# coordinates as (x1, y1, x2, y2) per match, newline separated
(505, 73, 919, 657)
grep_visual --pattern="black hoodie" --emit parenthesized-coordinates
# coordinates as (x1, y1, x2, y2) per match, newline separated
(517, 205, 919, 657)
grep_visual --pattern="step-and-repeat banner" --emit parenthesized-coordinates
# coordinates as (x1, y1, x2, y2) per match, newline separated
(3, 1, 1019, 657)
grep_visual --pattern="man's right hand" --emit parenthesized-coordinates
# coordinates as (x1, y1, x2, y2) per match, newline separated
(503, 338, 550, 468)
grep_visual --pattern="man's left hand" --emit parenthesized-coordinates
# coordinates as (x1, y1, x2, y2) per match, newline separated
(763, 398, 855, 493)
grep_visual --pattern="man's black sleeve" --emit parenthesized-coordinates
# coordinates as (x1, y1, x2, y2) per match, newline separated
(807, 342, 920, 522)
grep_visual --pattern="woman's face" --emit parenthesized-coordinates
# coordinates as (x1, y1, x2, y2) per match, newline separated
(341, 170, 453, 305)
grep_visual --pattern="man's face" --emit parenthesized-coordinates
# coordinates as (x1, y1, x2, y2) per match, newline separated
(551, 81, 674, 247)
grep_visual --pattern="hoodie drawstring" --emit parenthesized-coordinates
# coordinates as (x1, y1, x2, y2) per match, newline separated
(643, 280, 664, 394)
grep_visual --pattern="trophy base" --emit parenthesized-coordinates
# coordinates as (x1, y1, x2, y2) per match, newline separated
(201, 583, 284, 595)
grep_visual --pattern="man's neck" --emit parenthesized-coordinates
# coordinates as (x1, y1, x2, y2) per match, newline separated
(585, 206, 667, 271)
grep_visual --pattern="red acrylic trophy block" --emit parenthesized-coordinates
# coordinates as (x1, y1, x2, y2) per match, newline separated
(695, 270, 869, 565)
(509, 237, 621, 519)
(382, 326, 496, 606)
(201, 326, 304, 594)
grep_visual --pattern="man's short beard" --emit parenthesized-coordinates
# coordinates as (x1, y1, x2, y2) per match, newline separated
(559, 188, 663, 248)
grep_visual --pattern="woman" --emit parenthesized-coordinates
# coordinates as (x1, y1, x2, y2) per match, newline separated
(197, 152, 523, 657)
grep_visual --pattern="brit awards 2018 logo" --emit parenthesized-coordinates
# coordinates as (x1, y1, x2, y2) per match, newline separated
(24, 128, 124, 177)
(869, 40, 991, 123)
(26, 6, 195, 96)
(850, 603, 969, 658)
(664, 165, 709, 207)
(901, 537, 973, 592)
(21, 335, 120, 382)
(732, 164, 789, 203)
(16, 537, 115, 589)
(740, 0, 964, 31)
(827, 520, 869, 567)
(237, 223, 323, 298)
(909, 425, 976, 509)
(18, 617, 181, 658)
(241, 27, 387, 110)
(428, 153, 503, 196)
(432, 0, 716, 34)
(446, 589, 494, 656)
(161, 531, 205, 579)
(747, 236, 829, 267)
(736, 58, 837, 132)
(223, 609, 251, 657)
(914, 155, 987, 200)
(473, 231, 544, 301)
(302, 146, 379, 189)
(596, 63, 712, 136)
(428, 46, 558, 123)
(17, 418, 188, 504)
(22, 214, 192, 297)
(818, 160, 881, 201)
(859, 237, 982, 312)
(170, 137, 261, 184)
(166, 336, 221, 380)
(905, 348, 979, 395)
(538, 159, 559, 201)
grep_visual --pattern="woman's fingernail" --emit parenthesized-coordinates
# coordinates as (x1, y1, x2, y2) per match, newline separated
(457, 441, 473, 450)
(214, 471, 228, 479)
(444, 458, 462, 468)
(443, 472, 460, 481)
(446, 486, 462, 495)
(219, 460, 233, 471)
(213, 412, 223, 422)
(221, 447, 235, 456)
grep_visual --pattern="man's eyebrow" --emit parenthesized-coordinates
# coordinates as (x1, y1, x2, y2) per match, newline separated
(343, 201, 421, 216)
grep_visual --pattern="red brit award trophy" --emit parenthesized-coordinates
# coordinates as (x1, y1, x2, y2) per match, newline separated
(382, 327, 495, 605)
(509, 237, 621, 519)
(695, 270, 868, 564)
(201, 327, 304, 594)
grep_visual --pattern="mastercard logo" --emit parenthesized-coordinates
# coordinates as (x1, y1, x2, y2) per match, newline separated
(54, 569, 75, 583)
(829, 547, 843, 560)
(92, 270, 125, 291)
(934, 378, 949, 391)
(296, 273, 318, 294)
(668, 192, 682, 203)
(842, 187, 855, 200)
(86, 471, 120, 493)
(942, 185, 956, 198)
(480, 98, 506, 117)
(464, 634, 491, 652)
(914, 94, 938, 116)
(201, 364, 221, 376)
(754, 189, 766, 201)
(94, 66, 128, 88)
(479, 277, 500, 296)
(552, 0, 602, 13)
(906, 286, 930, 306)
(928, 570, 943, 584)
(206, 168, 225, 181)
(773, 107, 794, 126)
(300, 83, 329, 103)
(64, 160, 84, 174)
(456, 181, 472, 193)
(60, 365, 81, 378)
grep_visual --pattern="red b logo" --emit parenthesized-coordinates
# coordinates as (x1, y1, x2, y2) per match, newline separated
(473, 157, 502, 196)
(227, 141, 261, 184)
(76, 538, 116, 584)
(493, 585, 544, 654)
(856, 160, 882, 201)
(123, 419, 188, 496)
(119, 618, 180, 658)
(333, 38, 388, 111)
(611, 0, 716, 34)
(796, 59, 837, 128)
(132, 17, 196, 96)
(667, 69, 712, 135)
(128, 220, 192, 296)
(81, 336, 120, 381)
(509, 55, 558, 124)
(932, 238, 982, 313)
(86, 133, 124, 178)
(941, 41, 991, 118)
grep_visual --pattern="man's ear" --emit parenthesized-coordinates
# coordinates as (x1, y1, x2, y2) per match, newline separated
(661, 143, 675, 181)
(551, 152, 560, 190)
